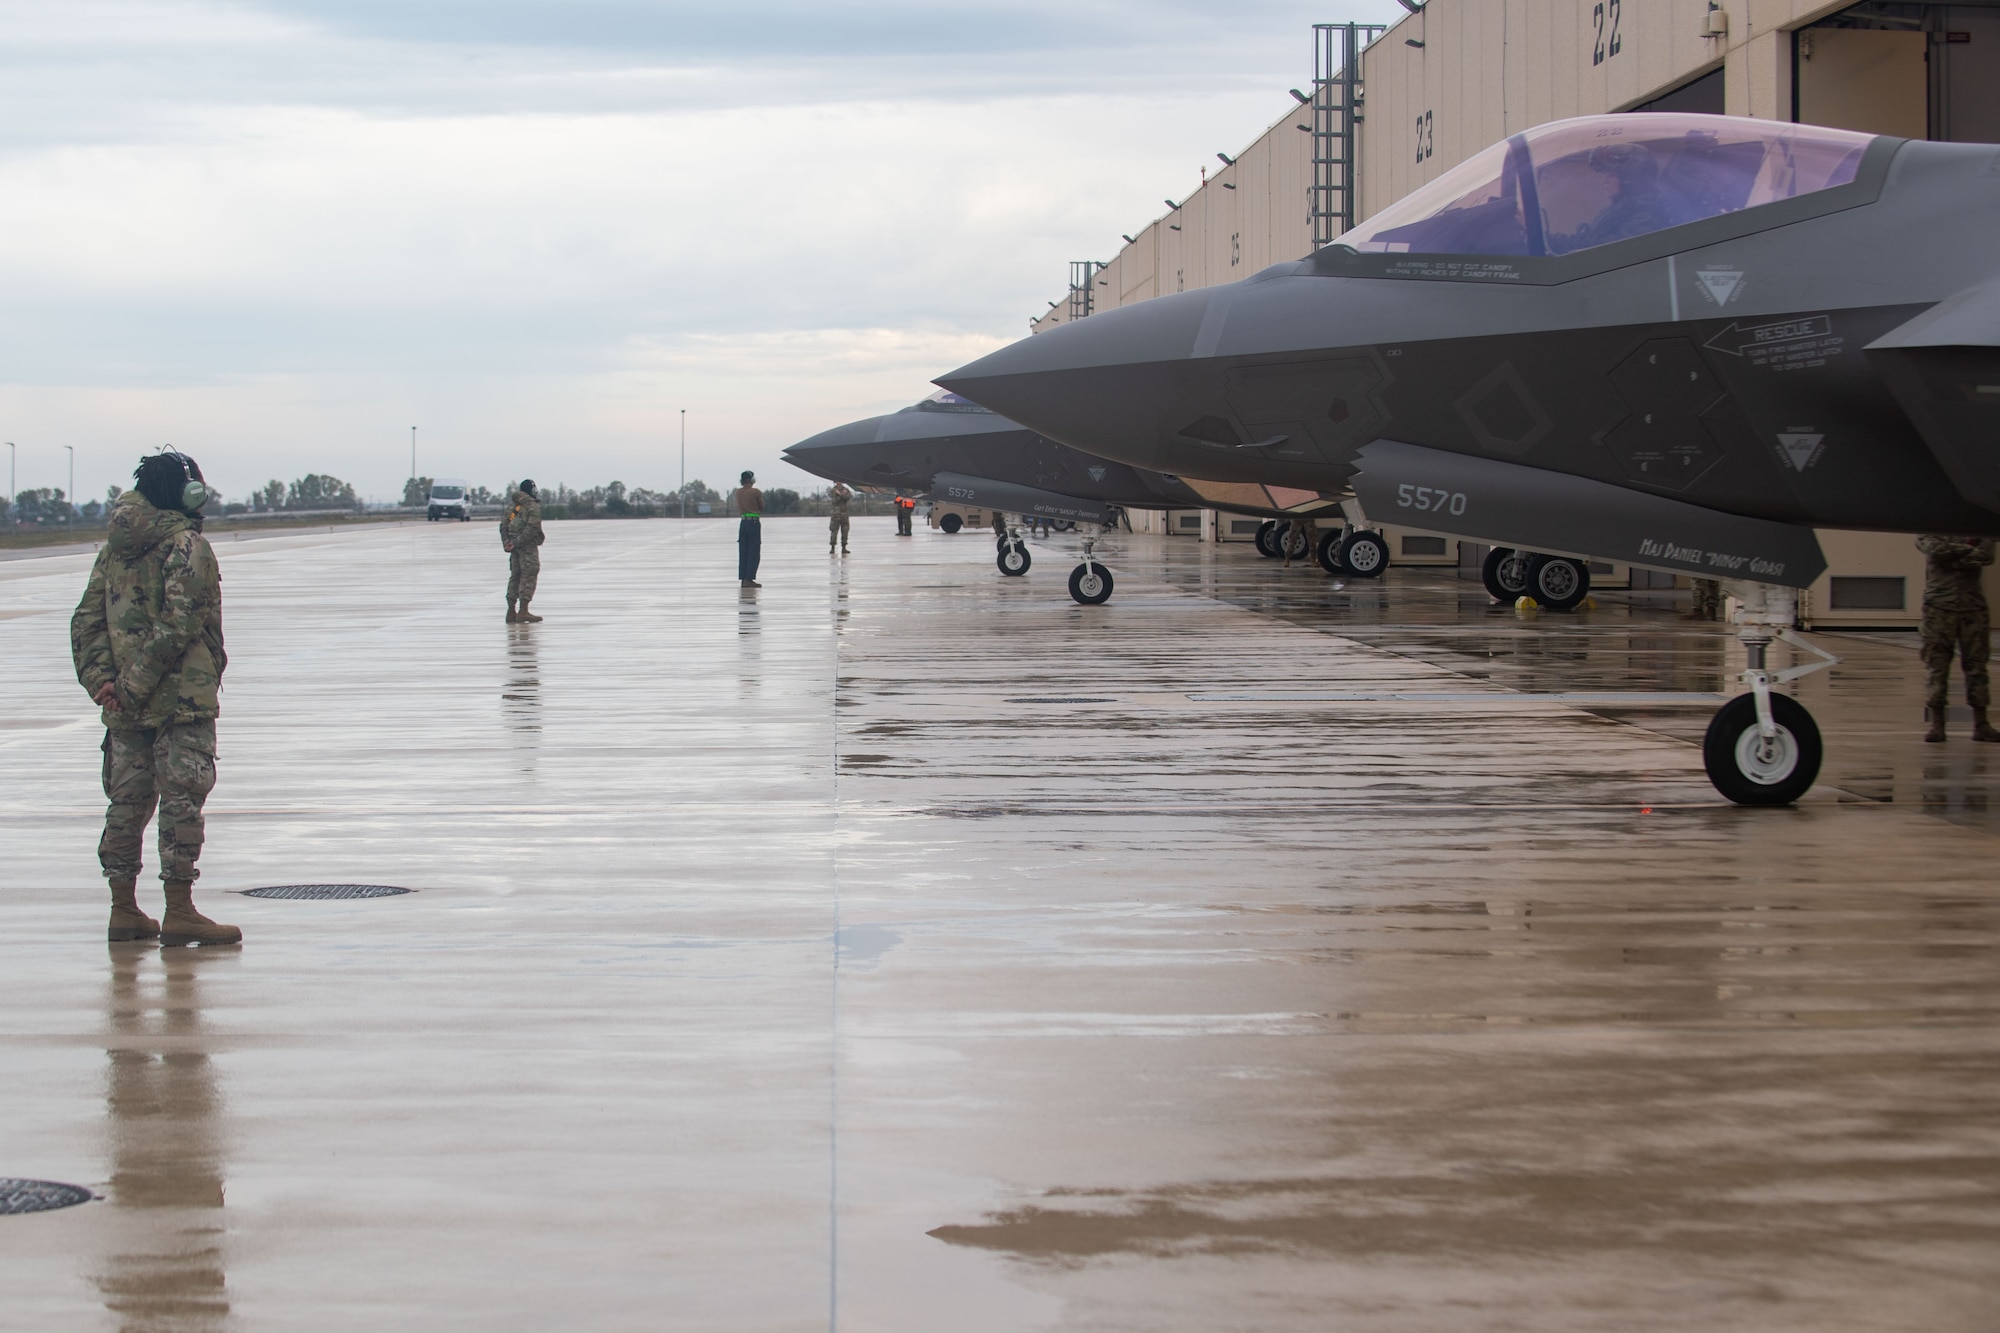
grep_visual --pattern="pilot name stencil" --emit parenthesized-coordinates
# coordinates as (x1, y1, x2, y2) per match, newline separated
(1636, 537, 1787, 578)
(1704, 315, 1843, 373)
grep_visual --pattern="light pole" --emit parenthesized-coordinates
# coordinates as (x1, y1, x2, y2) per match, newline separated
(410, 427, 417, 502)
(64, 445, 73, 527)
(5, 442, 13, 529)
(679, 409, 686, 519)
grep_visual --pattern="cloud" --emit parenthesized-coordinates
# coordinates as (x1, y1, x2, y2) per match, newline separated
(0, 0, 1407, 502)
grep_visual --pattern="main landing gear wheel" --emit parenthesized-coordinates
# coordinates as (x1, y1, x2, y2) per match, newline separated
(1703, 693, 1822, 806)
(1278, 523, 1311, 562)
(1069, 564, 1114, 605)
(1254, 521, 1282, 558)
(1523, 554, 1590, 611)
(1481, 547, 1531, 602)
(1315, 529, 1345, 574)
(939, 512, 963, 534)
(997, 543, 1031, 576)
(1338, 530, 1389, 578)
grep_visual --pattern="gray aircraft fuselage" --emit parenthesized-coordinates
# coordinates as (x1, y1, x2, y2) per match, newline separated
(783, 399, 1331, 522)
(938, 119, 2000, 573)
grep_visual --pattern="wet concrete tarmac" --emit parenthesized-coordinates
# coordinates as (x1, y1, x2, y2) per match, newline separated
(2, 519, 1996, 1330)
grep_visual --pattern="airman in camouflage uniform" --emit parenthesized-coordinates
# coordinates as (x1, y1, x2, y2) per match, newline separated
(502, 479, 545, 623)
(1916, 534, 1999, 742)
(71, 454, 241, 945)
(828, 482, 851, 555)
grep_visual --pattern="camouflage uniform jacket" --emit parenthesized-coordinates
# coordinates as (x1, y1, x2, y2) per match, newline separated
(828, 486, 852, 517)
(1916, 535, 1995, 613)
(71, 491, 226, 730)
(500, 491, 545, 550)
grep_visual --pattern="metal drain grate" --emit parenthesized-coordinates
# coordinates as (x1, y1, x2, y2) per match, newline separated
(240, 884, 413, 900)
(0, 1180, 93, 1215)
(1005, 696, 1120, 704)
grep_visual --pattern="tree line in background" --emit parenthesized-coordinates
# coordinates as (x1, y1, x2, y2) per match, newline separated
(4, 473, 874, 528)
(397, 476, 811, 519)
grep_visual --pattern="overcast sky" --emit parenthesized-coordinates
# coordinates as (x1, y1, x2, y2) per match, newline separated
(0, 0, 1403, 506)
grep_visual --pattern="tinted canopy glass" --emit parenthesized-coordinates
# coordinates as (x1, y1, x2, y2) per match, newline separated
(906, 388, 994, 415)
(1341, 114, 1873, 258)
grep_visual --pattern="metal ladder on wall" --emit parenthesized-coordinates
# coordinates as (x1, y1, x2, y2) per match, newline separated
(1311, 22, 1385, 249)
(1066, 260, 1098, 322)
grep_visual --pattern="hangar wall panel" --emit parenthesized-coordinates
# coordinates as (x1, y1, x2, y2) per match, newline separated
(1036, 0, 1864, 332)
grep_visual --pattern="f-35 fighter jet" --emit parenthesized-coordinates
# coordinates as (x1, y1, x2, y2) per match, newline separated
(941, 112, 2000, 804)
(783, 391, 1365, 603)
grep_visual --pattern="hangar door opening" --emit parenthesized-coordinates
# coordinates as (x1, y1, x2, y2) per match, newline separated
(1799, 3, 2000, 142)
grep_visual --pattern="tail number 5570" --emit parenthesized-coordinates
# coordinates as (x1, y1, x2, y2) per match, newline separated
(1396, 483, 1467, 516)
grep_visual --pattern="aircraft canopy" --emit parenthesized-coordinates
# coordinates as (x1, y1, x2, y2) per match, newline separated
(1342, 114, 1873, 259)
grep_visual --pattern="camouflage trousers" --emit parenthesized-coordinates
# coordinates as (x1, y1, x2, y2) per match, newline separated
(829, 514, 849, 548)
(1922, 604, 1991, 709)
(508, 547, 540, 604)
(1690, 578, 1722, 620)
(100, 721, 216, 883)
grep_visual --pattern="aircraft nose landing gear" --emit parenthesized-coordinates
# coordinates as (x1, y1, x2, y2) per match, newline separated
(1068, 529, 1114, 605)
(1701, 584, 1837, 805)
(996, 515, 1031, 576)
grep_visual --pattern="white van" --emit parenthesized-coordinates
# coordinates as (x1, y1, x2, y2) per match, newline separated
(428, 478, 470, 521)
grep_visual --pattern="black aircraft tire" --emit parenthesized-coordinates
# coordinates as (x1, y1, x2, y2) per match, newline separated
(1703, 694, 1822, 806)
(940, 513, 963, 534)
(1254, 521, 1281, 559)
(1068, 564, 1113, 605)
(1524, 555, 1590, 611)
(997, 544, 1031, 576)
(1315, 529, 1345, 574)
(1481, 547, 1529, 602)
(1277, 523, 1311, 561)
(1338, 530, 1390, 578)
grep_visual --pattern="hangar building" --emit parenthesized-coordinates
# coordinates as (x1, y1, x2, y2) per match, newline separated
(1034, 0, 2000, 624)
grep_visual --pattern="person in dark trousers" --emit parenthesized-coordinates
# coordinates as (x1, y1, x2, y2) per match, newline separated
(894, 495, 915, 535)
(734, 471, 763, 587)
(1917, 534, 1999, 742)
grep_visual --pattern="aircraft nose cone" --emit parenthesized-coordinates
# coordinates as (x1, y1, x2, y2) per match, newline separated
(937, 289, 1220, 466)
(782, 416, 889, 486)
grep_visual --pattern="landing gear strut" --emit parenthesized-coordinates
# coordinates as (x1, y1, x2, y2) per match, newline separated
(1701, 583, 1837, 806)
(995, 514, 1031, 576)
(1068, 529, 1114, 605)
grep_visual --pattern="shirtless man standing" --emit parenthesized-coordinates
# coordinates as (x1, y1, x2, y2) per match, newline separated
(734, 471, 763, 588)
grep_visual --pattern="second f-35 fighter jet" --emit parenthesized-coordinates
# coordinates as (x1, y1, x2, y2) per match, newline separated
(940, 112, 2000, 804)
(783, 391, 1363, 603)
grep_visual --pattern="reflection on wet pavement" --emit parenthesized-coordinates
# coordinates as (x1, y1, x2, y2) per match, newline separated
(2, 521, 1996, 1330)
(98, 947, 232, 1331)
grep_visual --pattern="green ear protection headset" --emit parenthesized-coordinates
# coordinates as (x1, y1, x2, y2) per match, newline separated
(163, 448, 209, 510)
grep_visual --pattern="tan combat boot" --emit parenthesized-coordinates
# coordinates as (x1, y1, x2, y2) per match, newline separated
(107, 876, 160, 942)
(1975, 707, 2000, 743)
(1926, 705, 1947, 743)
(506, 600, 520, 623)
(160, 880, 242, 947)
(517, 599, 543, 623)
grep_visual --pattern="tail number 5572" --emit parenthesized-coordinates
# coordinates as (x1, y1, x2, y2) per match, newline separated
(1396, 483, 1467, 516)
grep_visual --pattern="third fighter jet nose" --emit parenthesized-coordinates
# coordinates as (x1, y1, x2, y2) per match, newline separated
(782, 415, 898, 491)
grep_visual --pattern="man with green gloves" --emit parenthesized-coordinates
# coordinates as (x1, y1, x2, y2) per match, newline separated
(71, 450, 240, 946)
